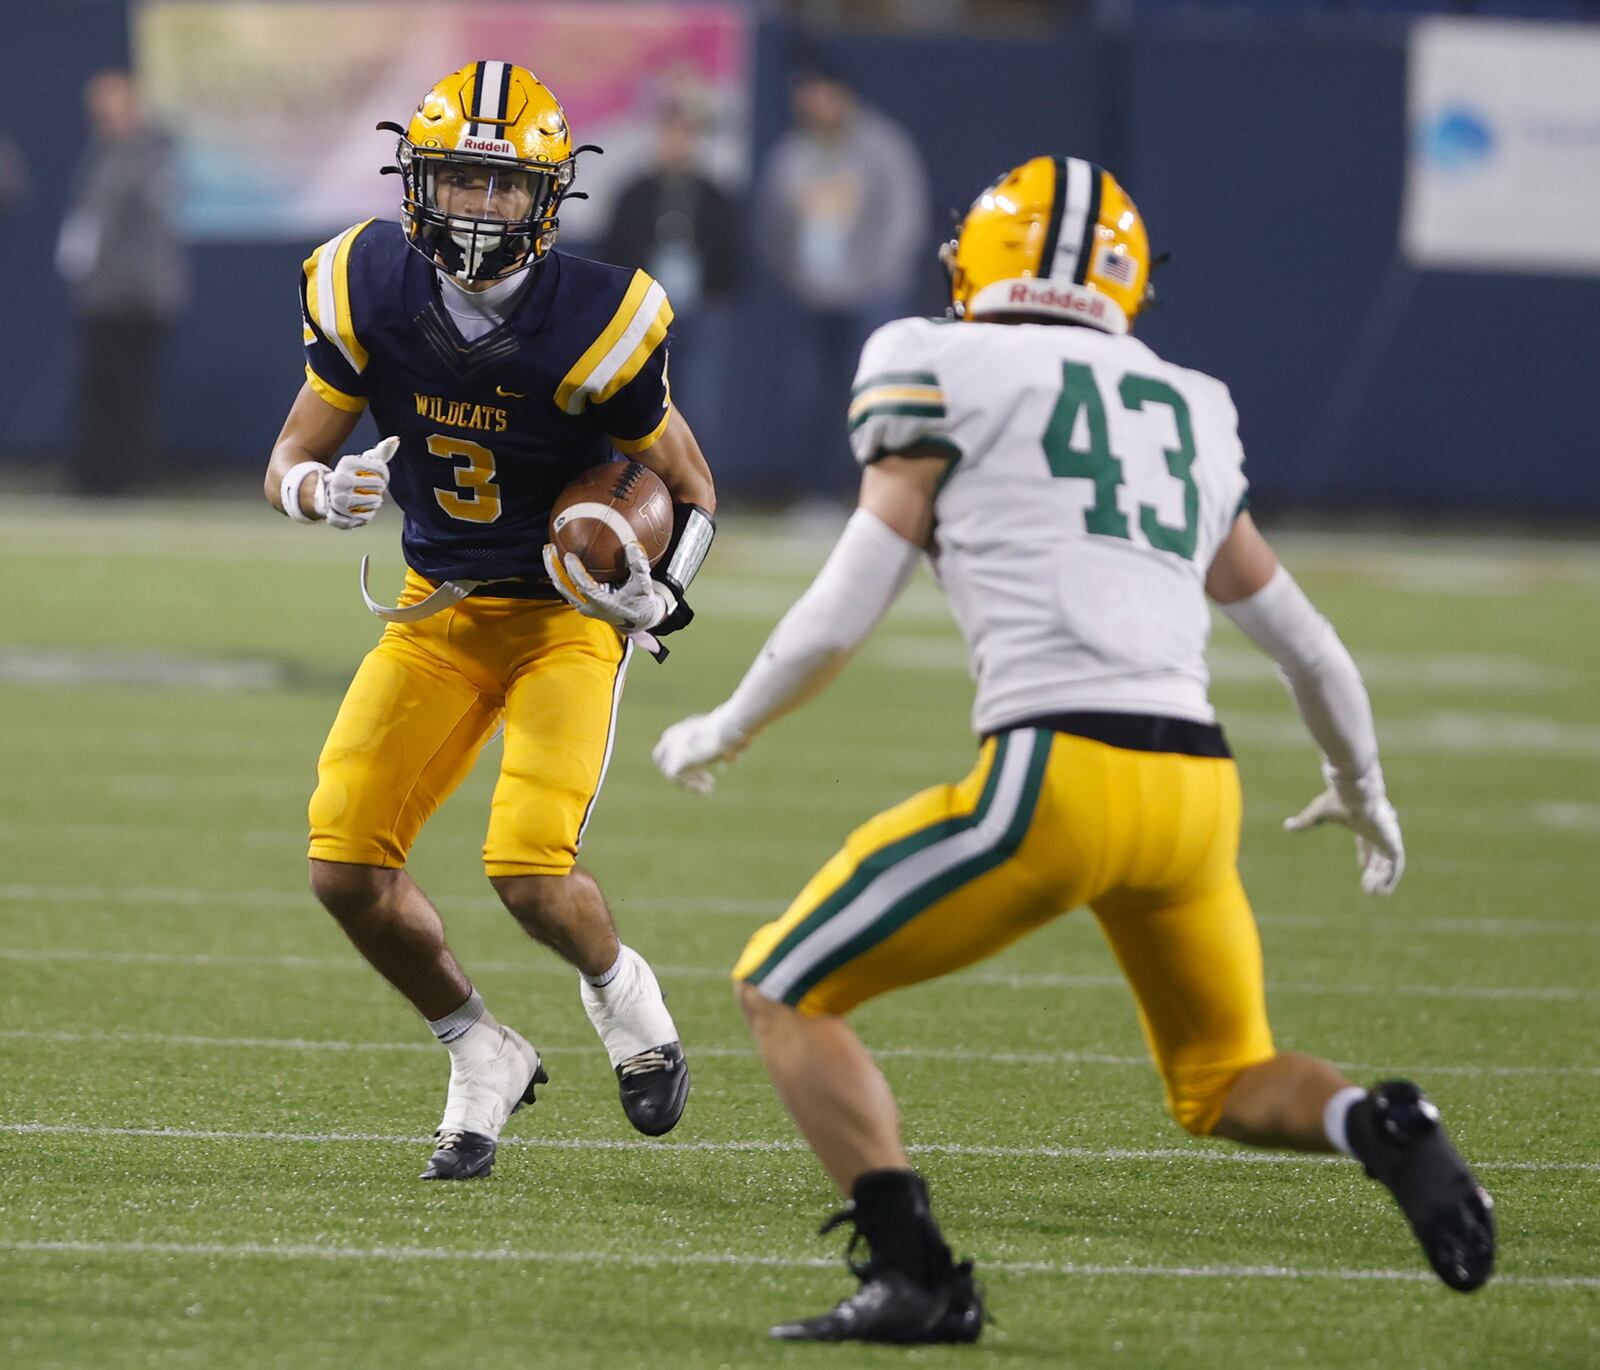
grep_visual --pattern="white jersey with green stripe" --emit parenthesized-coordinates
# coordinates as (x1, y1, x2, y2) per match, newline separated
(849, 315, 1248, 733)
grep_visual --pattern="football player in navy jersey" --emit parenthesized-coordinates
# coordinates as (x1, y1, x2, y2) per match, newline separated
(262, 62, 716, 1179)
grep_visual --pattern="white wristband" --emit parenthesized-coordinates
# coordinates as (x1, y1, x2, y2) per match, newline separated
(281, 461, 328, 523)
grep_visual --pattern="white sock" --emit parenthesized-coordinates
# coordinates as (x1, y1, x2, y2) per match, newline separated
(428, 990, 502, 1063)
(1323, 1085, 1368, 1158)
(428, 989, 485, 1042)
(583, 948, 625, 990)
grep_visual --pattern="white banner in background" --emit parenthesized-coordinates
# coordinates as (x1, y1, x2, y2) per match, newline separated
(1403, 18, 1600, 276)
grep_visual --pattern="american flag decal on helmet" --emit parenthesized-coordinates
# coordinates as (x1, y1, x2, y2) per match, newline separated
(1096, 246, 1138, 286)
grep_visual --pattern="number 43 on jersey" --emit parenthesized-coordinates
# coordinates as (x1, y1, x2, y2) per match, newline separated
(1042, 362, 1199, 561)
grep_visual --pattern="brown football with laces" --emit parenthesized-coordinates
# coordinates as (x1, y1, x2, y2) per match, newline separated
(548, 461, 673, 586)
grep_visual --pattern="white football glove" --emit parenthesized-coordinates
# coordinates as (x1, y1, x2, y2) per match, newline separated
(542, 539, 675, 633)
(1285, 762, 1406, 897)
(321, 436, 397, 530)
(653, 707, 748, 795)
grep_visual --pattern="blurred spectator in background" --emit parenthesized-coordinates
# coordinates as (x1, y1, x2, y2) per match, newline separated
(602, 86, 741, 472)
(55, 69, 188, 496)
(0, 134, 28, 220)
(755, 56, 928, 500)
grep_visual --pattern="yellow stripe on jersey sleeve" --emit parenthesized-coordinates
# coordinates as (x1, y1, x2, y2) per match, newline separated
(302, 219, 374, 375)
(330, 221, 372, 373)
(554, 269, 657, 414)
(302, 245, 327, 328)
(591, 292, 674, 405)
(304, 363, 368, 413)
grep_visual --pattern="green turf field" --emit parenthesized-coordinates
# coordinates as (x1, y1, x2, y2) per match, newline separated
(1, 496, 1596, 1368)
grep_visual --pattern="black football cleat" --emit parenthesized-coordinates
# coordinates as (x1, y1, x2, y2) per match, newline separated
(1347, 1080, 1496, 1292)
(934, 1270, 987, 1343)
(770, 1262, 984, 1344)
(773, 1174, 985, 1345)
(420, 1128, 498, 1181)
(616, 1042, 689, 1137)
(419, 1057, 548, 1180)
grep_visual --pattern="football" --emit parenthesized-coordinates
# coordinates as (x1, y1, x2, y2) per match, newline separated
(549, 460, 673, 585)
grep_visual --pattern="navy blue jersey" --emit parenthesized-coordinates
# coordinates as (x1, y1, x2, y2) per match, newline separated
(300, 219, 673, 588)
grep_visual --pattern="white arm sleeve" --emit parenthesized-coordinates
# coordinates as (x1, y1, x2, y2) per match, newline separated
(1220, 565, 1380, 784)
(720, 509, 921, 741)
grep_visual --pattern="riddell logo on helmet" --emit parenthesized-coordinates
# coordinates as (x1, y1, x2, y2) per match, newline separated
(458, 135, 517, 156)
(1008, 282, 1106, 319)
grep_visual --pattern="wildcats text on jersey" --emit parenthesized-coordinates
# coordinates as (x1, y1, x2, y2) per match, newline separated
(413, 393, 510, 434)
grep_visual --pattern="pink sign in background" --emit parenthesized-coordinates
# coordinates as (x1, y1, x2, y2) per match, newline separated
(136, 0, 751, 240)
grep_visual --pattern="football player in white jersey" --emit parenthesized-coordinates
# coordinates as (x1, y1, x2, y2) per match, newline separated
(655, 157, 1495, 1343)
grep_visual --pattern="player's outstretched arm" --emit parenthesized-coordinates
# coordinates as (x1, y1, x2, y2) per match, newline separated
(1206, 513, 1404, 896)
(263, 382, 395, 530)
(652, 451, 945, 794)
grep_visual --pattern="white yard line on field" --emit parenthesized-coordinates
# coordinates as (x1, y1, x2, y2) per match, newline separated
(1224, 712, 1600, 759)
(0, 648, 289, 691)
(1275, 547, 1600, 595)
(1209, 648, 1578, 691)
(0, 943, 1591, 1004)
(959, 967, 1596, 1002)
(874, 638, 1580, 693)
(1531, 802, 1600, 833)
(0, 822, 840, 860)
(2, 1122, 1595, 1175)
(2, 1028, 1595, 1082)
(1254, 910, 1596, 937)
(0, 881, 785, 918)
(1, 882, 1596, 938)
(0, 1236, 1595, 1290)
(7, 505, 1599, 590)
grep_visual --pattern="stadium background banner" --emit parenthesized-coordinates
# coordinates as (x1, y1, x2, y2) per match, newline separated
(133, 0, 752, 241)
(1403, 18, 1600, 276)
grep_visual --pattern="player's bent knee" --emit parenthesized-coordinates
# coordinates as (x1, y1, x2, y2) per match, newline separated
(736, 979, 846, 1041)
(308, 858, 397, 920)
(735, 977, 773, 1018)
(490, 868, 592, 919)
(736, 979, 796, 1032)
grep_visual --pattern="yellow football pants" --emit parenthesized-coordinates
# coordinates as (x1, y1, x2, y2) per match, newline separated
(734, 726, 1276, 1135)
(309, 569, 629, 878)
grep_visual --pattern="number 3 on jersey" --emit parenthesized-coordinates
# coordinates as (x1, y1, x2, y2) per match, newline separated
(428, 434, 502, 523)
(1042, 362, 1197, 560)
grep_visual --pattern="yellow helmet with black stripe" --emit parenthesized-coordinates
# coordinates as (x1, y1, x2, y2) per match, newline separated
(383, 60, 593, 283)
(941, 156, 1152, 334)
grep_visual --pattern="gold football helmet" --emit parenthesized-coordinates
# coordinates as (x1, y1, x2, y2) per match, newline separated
(381, 60, 596, 282)
(942, 156, 1152, 333)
